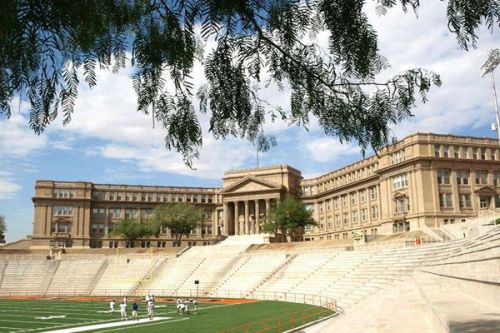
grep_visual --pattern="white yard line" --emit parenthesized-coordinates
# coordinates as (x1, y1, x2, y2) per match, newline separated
(91, 318, 190, 333)
(39, 317, 172, 333)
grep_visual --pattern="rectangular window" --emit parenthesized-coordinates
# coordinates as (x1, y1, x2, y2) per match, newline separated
(473, 148, 478, 159)
(92, 191, 105, 200)
(351, 193, 357, 205)
(439, 193, 453, 208)
(109, 208, 121, 219)
(454, 146, 459, 158)
(359, 190, 366, 203)
(459, 194, 472, 208)
(392, 151, 404, 164)
(434, 144, 441, 157)
(335, 214, 340, 226)
(480, 196, 490, 209)
(91, 223, 105, 234)
(494, 172, 500, 186)
(395, 197, 410, 213)
(457, 170, 470, 185)
(342, 195, 348, 207)
(343, 213, 349, 225)
(393, 174, 409, 189)
(53, 189, 75, 198)
(462, 147, 468, 159)
(475, 171, 488, 185)
(352, 210, 358, 224)
(443, 145, 449, 158)
(53, 206, 73, 216)
(371, 206, 379, 219)
(125, 209, 137, 219)
(140, 209, 153, 219)
(437, 170, 451, 185)
(369, 186, 378, 200)
(361, 208, 367, 222)
(481, 148, 487, 160)
(91, 208, 106, 218)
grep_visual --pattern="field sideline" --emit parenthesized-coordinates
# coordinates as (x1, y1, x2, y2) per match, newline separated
(0, 298, 333, 333)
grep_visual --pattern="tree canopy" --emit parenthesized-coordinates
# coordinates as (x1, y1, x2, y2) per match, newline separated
(152, 203, 203, 242)
(111, 218, 153, 242)
(263, 198, 316, 242)
(0, 215, 6, 243)
(1, 1, 498, 165)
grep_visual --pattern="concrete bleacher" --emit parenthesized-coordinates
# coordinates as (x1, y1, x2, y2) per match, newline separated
(91, 257, 158, 296)
(304, 226, 500, 333)
(46, 259, 107, 295)
(212, 252, 290, 298)
(176, 246, 248, 293)
(0, 259, 59, 295)
(0, 225, 498, 333)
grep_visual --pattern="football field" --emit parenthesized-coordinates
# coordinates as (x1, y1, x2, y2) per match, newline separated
(0, 298, 334, 333)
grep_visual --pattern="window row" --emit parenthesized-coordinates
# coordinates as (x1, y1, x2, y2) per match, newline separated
(53, 189, 75, 199)
(90, 223, 213, 235)
(315, 206, 380, 229)
(91, 191, 214, 203)
(434, 144, 498, 160)
(90, 207, 212, 221)
(317, 186, 379, 213)
(437, 170, 499, 186)
(301, 164, 378, 196)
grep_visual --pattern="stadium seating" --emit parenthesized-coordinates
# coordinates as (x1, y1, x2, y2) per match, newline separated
(0, 259, 59, 295)
(0, 224, 499, 333)
(45, 259, 107, 295)
(91, 257, 158, 296)
(212, 252, 290, 298)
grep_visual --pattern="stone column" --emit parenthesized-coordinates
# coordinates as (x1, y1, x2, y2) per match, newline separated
(234, 201, 240, 235)
(223, 202, 229, 235)
(255, 200, 260, 234)
(244, 201, 249, 235)
(265, 199, 270, 221)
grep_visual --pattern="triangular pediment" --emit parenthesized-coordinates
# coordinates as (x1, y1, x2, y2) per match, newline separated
(222, 176, 281, 194)
(474, 185, 496, 194)
(393, 191, 407, 199)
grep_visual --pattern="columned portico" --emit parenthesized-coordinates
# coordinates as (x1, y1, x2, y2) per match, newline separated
(223, 197, 279, 236)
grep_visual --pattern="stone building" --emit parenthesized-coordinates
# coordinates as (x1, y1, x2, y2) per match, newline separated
(30, 132, 500, 249)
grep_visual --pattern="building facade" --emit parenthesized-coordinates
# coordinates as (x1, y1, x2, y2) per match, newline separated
(30, 133, 500, 249)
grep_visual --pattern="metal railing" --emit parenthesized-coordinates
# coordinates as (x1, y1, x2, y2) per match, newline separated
(0, 288, 336, 310)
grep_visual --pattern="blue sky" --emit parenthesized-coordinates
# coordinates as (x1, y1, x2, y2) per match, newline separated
(0, 2, 498, 242)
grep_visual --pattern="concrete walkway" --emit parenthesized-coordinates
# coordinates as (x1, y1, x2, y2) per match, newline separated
(304, 278, 433, 333)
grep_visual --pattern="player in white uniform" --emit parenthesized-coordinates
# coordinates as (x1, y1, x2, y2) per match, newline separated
(147, 300, 154, 320)
(109, 300, 116, 314)
(176, 302, 186, 314)
(119, 302, 127, 321)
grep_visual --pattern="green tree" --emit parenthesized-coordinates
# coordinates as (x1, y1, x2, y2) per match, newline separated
(263, 198, 317, 242)
(0, 1, 497, 165)
(152, 203, 203, 244)
(110, 218, 152, 246)
(0, 215, 6, 243)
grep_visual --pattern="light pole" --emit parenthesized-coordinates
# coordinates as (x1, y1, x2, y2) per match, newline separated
(481, 48, 500, 145)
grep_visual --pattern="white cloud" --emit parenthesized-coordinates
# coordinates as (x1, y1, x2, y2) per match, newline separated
(0, 178, 22, 199)
(302, 137, 359, 163)
(365, 1, 499, 138)
(0, 112, 47, 157)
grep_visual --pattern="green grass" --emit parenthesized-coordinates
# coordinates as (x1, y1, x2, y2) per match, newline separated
(0, 298, 334, 333)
